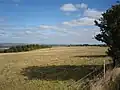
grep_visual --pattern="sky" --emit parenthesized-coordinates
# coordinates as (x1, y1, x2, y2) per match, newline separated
(0, 0, 116, 44)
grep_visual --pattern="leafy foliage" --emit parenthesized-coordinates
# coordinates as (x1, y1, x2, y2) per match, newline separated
(95, 3, 120, 67)
(0, 44, 52, 53)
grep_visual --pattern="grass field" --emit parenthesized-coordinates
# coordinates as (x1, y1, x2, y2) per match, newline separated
(0, 46, 111, 90)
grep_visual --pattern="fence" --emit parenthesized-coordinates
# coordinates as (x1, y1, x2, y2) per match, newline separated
(68, 62, 113, 90)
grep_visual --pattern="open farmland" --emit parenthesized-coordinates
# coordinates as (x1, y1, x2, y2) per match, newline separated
(0, 46, 111, 90)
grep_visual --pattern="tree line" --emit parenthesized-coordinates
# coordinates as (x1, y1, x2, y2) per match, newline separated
(0, 44, 52, 53)
(66, 44, 107, 47)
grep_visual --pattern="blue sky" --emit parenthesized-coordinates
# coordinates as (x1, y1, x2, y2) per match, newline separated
(0, 0, 116, 44)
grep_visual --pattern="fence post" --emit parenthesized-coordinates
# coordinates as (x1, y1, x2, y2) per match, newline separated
(104, 60, 106, 79)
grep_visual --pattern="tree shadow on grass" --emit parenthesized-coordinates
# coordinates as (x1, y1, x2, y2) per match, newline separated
(21, 64, 112, 81)
(73, 55, 108, 58)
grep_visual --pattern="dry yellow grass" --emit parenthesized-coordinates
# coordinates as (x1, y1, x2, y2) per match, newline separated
(0, 46, 111, 90)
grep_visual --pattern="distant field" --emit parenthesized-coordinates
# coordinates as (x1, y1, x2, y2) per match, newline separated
(0, 46, 111, 90)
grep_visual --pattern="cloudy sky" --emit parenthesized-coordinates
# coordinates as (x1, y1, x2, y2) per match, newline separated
(0, 0, 116, 44)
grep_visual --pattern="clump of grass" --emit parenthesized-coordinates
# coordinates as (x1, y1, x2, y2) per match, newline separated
(104, 74, 120, 90)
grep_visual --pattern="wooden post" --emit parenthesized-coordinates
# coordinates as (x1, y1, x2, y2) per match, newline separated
(104, 60, 106, 79)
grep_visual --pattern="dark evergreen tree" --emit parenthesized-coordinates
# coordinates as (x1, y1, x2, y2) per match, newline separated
(95, 3, 120, 67)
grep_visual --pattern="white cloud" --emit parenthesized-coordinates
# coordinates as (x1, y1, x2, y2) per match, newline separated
(0, 30, 8, 37)
(39, 25, 69, 33)
(60, 3, 102, 20)
(60, 3, 78, 12)
(39, 25, 58, 30)
(0, 30, 5, 34)
(76, 3, 88, 9)
(84, 8, 103, 19)
(0, 2, 103, 44)
(0, 33, 5, 36)
(62, 17, 94, 27)
(60, 3, 88, 12)
(24, 31, 32, 35)
(10, 30, 48, 39)
(60, 3, 103, 27)
(39, 24, 81, 36)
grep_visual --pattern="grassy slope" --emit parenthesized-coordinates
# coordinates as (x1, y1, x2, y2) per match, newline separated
(0, 46, 110, 90)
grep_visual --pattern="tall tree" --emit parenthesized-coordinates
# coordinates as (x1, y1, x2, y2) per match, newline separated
(95, 3, 120, 67)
